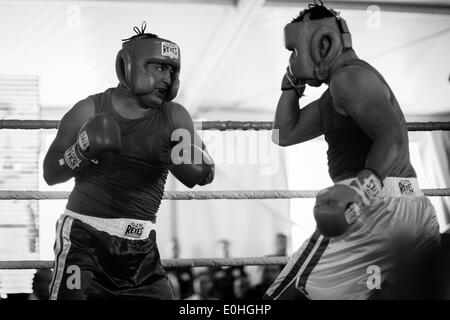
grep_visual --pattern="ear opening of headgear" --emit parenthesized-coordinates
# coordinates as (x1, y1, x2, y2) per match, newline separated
(290, 1, 353, 81)
(294, 1, 352, 51)
(309, 22, 344, 81)
(310, 26, 342, 64)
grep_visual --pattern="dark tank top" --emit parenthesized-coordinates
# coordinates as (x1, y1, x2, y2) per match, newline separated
(67, 88, 174, 222)
(319, 59, 416, 182)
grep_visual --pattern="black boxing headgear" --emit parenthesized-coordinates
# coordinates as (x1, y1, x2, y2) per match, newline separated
(115, 21, 181, 102)
(284, 1, 352, 82)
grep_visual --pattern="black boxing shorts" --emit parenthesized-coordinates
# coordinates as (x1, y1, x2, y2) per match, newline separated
(49, 210, 174, 300)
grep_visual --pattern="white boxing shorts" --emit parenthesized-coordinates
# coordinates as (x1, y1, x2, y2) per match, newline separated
(265, 177, 441, 300)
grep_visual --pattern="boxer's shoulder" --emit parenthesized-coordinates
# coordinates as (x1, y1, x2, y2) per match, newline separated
(330, 65, 376, 91)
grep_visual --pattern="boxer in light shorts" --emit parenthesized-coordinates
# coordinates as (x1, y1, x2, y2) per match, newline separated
(266, 1, 440, 299)
(265, 177, 439, 299)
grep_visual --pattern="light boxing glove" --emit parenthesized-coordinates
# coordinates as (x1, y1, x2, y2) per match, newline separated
(62, 113, 122, 171)
(313, 169, 384, 237)
(313, 184, 361, 237)
(348, 168, 384, 206)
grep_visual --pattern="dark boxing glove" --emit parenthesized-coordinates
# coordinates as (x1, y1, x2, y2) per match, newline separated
(171, 144, 215, 187)
(198, 151, 215, 186)
(62, 113, 121, 171)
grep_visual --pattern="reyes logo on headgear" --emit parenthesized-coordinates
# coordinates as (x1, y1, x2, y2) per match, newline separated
(398, 180, 414, 195)
(124, 222, 144, 238)
(161, 42, 179, 59)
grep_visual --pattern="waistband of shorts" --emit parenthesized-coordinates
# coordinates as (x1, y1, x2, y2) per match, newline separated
(337, 177, 424, 197)
(63, 209, 156, 240)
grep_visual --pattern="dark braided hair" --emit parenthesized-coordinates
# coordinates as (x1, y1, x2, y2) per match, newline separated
(292, 0, 338, 23)
(121, 21, 158, 43)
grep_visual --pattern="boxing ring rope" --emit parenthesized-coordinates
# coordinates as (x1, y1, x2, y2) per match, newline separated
(0, 257, 290, 270)
(1, 119, 450, 131)
(1, 189, 450, 200)
(1, 119, 449, 272)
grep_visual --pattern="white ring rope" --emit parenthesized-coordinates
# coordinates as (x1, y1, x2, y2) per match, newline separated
(0, 257, 289, 270)
(0, 189, 449, 200)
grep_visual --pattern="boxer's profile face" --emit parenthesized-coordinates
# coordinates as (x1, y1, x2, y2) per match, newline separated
(286, 31, 315, 83)
(137, 63, 174, 108)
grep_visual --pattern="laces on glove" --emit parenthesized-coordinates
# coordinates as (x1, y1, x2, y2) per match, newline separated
(281, 67, 306, 97)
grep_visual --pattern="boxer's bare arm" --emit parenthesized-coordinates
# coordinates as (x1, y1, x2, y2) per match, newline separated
(330, 66, 404, 180)
(272, 90, 323, 146)
(43, 98, 95, 185)
(168, 102, 205, 150)
(168, 102, 214, 187)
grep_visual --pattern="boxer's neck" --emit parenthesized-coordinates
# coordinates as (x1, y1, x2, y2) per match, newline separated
(326, 49, 359, 84)
(111, 86, 157, 120)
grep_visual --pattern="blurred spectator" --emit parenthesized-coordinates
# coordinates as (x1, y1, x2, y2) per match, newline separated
(166, 272, 181, 299)
(28, 268, 53, 300)
(440, 233, 450, 299)
(210, 239, 247, 299)
(274, 232, 288, 256)
(164, 237, 194, 299)
(233, 274, 252, 300)
(270, 232, 289, 275)
(246, 263, 281, 299)
(215, 239, 231, 258)
(1, 293, 29, 300)
(184, 271, 218, 300)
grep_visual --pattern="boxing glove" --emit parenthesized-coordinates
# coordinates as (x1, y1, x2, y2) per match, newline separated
(63, 113, 121, 171)
(313, 184, 362, 237)
(349, 168, 384, 206)
(198, 151, 215, 186)
(281, 67, 306, 97)
(314, 169, 384, 238)
(171, 144, 215, 187)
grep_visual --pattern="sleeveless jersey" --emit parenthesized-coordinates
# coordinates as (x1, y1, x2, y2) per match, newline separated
(319, 59, 416, 182)
(67, 88, 175, 222)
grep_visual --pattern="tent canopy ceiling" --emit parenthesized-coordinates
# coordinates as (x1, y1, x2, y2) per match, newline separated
(0, 0, 449, 118)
